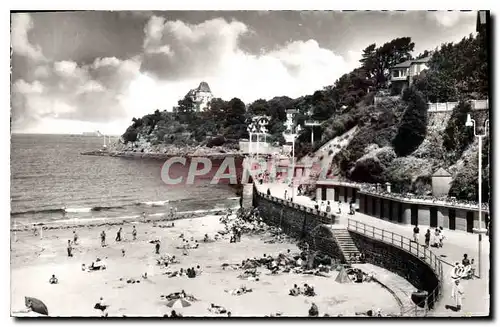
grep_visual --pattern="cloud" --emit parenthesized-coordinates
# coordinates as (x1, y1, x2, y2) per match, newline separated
(11, 13, 45, 61)
(12, 14, 360, 134)
(139, 16, 359, 105)
(11, 57, 142, 133)
(427, 11, 476, 28)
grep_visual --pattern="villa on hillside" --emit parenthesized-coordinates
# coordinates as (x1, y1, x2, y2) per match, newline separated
(389, 57, 430, 95)
(186, 81, 214, 112)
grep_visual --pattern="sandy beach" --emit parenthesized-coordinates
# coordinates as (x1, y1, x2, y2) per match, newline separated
(11, 214, 400, 317)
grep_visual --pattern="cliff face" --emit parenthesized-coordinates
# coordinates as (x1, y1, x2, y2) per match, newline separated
(321, 95, 489, 199)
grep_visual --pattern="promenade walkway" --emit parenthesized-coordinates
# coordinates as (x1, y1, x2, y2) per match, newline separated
(256, 182, 490, 317)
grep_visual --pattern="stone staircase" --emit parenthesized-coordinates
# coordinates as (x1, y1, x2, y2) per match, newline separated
(333, 228, 361, 262)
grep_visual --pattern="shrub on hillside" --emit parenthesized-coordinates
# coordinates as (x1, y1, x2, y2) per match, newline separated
(392, 87, 428, 156)
(442, 101, 474, 162)
(385, 156, 435, 194)
(206, 135, 226, 148)
(349, 147, 396, 183)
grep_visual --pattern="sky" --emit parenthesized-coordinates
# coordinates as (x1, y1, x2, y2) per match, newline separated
(10, 10, 478, 135)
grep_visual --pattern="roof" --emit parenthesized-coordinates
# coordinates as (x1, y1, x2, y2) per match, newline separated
(433, 168, 452, 177)
(392, 60, 412, 69)
(197, 81, 211, 93)
(391, 57, 431, 69)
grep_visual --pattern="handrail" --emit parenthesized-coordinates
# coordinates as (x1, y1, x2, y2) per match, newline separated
(254, 188, 338, 225)
(315, 180, 490, 213)
(347, 218, 443, 317)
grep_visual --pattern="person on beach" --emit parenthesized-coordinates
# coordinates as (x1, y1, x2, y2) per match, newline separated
(67, 240, 73, 257)
(413, 225, 420, 243)
(73, 230, 78, 245)
(284, 190, 288, 201)
(95, 297, 108, 317)
(32, 224, 38, 237)
(337, 201, 342, 214)
(49, 274, 58, 284)
(155, 241, 161, 254)
(115, 227, 122, 242)
(132, 226, 137, 241)
(100, 230, 106, 247)
(326, 201, 331, 214)
(141, 212, 147, 221)
(267, 188, 271, 196)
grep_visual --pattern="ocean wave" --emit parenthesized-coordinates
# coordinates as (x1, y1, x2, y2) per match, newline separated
(11, 196, 239, 217)
(136, 200, 170, 207)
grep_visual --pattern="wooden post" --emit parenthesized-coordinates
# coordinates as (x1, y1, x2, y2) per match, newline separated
(372, 226, 375, 237)
(382, 230, 384, 241)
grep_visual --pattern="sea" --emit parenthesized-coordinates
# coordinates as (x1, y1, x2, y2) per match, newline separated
(10, 134, 240, 228)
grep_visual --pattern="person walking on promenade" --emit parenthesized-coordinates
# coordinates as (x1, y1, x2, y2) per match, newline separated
(115, 227, 122, 242)
(284, 189, 288, 201)
(424, 229, 431, 247)
(267, 188, 271, 196)
(155, 241, 161, 254)
(413, 225, 420, 243)
(100, 230, 106, 247)
(462, 254, 470, 266)
(438, 227, 444, 248)
(326, 201, 331, 214)
(451, 279, 464, 311)
(132, 226, 137, 241)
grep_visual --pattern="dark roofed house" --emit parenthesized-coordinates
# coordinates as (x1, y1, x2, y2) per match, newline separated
(432, 168, 452, 197)
(390, 56, 431, 95)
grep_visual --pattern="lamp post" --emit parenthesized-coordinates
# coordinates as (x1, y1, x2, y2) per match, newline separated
(465, 113, 489, 279)
(283, 110, 302, 202)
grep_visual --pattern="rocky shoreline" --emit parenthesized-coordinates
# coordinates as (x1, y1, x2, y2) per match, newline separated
(81, 149, 244, 160)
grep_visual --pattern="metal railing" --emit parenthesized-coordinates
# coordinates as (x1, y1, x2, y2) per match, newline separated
(254, 188, 338, 226)
(347, 219, 443, 317)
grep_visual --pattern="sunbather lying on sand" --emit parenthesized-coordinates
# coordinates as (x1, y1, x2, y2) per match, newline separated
(208, 303, 227, 315)
(225, 286, 253, 296)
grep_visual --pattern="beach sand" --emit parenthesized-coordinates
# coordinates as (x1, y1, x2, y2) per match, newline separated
(11, 215, 400, 317)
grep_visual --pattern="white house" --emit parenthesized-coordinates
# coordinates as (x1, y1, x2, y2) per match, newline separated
(390, 56, 431, 94)
(186, 81, 214, 112)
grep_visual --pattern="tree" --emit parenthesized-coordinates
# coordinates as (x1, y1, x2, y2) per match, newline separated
(248, 99, 270, 116)
(392, 87, 428, 156)
(223, 98, 248, 139)
(174, 95, 196, 124)
(122, 126, 138, 144)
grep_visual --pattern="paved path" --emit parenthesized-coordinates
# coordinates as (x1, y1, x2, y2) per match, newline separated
(257, 182, 490, 317)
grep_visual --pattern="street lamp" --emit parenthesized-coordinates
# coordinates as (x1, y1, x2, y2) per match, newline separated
(465, 113, 489, 279)
(283, 110, 302, 201)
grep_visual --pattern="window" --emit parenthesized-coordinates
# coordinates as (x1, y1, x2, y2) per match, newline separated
(393, 70, 399, 78)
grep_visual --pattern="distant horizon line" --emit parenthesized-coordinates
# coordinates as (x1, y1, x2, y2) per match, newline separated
(11, 132, 121, 137)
